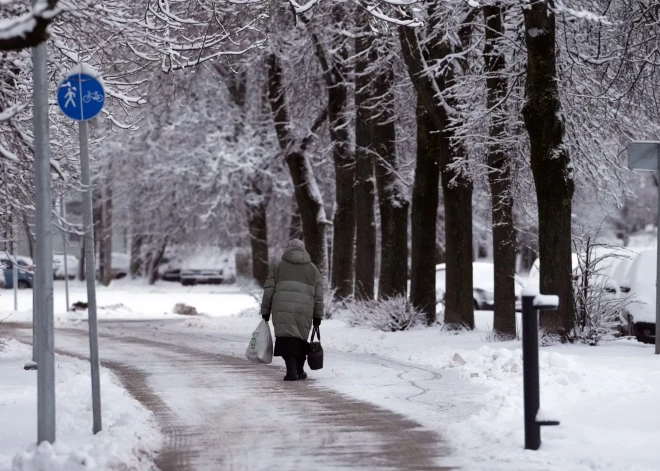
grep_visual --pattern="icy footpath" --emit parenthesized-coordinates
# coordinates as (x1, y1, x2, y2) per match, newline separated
(184, 315, 660, 471)
(0, 340, 161, 471)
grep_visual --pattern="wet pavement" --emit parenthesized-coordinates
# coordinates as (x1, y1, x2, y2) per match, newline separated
(5, 322, 457, 471)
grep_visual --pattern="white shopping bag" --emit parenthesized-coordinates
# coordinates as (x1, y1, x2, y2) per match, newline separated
(245, 320, 273, 364)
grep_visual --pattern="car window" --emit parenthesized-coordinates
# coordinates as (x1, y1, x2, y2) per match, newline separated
(0, 259, 13, 269)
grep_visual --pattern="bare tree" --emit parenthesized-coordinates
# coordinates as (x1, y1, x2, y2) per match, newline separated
(484, 4, 516, 340)
(354, 10, 377, 301)
(522, 0, 575, 339)
(308, 6, 356, 299)
(266, 52, 330, 276)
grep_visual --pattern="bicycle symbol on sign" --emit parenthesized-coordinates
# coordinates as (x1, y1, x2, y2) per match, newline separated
(82, 91, 104, 104)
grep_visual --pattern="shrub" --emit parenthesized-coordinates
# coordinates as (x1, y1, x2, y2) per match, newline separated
(571, 234, 635, 345)
(343, 296, 422, 332)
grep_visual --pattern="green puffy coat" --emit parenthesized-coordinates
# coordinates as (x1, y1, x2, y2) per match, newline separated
(260, 246, 324, 341)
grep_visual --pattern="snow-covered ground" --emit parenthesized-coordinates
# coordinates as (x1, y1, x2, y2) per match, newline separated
(0, 280, 257, 324)
(2, 281, 660, 470)
(0, 339, 161, 471)
(181, 305, 660, 470)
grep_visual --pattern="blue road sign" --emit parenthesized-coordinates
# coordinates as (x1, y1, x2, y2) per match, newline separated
(57, 72, 105, 121)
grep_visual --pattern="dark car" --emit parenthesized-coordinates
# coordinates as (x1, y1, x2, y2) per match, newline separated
(0, 256, 34, 289)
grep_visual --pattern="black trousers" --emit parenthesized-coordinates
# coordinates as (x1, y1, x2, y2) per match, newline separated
(274, 337, 310, 357)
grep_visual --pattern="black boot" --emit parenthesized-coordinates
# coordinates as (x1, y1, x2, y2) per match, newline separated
(283, 356, 298, 381)
(296, 355, 307, 380)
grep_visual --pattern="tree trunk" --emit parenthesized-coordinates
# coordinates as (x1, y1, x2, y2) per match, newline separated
(485, 4, 516, 340)
(354, 15, 376, 301)
(148, 239, 167, 285)
(400, 24, 474, 329)
(289, 196, 303, 241)
(100, 171, 113, 286)
(410, 98, 440, 324)
(93, 191, 102, 282)
(439, 138, 474, 329)
(23, 217, 34, 259)
(310, 5, 355, 299)
(247, 201, 269, 287)
(79, 239, 85, 281)
(130, 234, 143, 278)
(266, 53, 328, 277)
(522, 0, 575, 339)
(373, 63, 408, 299)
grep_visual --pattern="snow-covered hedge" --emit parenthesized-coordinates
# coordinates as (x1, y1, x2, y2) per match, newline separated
(342, 296, 422, 332)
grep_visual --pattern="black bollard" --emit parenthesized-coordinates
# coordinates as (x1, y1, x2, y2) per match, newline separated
(522, 292, 560, 450)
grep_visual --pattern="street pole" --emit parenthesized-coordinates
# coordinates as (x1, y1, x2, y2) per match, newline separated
(521, 294, 541, 450)
(79, 118, 102, 434)
(656, 195, 660, 355)
(32, 38, 55, 443)
(61, 198, 70, 311)
(12, 220, 17, 311)
(627, 141, 660, 354)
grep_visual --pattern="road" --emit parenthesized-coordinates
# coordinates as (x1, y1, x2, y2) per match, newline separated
(5, 320, 473, 471)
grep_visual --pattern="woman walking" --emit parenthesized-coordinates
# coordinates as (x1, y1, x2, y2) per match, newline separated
(260, 239, 323, 381)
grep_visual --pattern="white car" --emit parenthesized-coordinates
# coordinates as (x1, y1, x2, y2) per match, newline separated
(526, 253, 580, 293)
(620, 249, 657, 343)
(53, 253, 78, 279)
(180, 251, 235, 286)
(435, 262, 525, 311)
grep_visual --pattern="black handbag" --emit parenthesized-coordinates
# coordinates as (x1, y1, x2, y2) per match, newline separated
(307, 326, 323, 370)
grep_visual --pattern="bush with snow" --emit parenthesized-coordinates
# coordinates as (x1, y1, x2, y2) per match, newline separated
(342, 296, 422, 332)
(571, 236, 634, 345)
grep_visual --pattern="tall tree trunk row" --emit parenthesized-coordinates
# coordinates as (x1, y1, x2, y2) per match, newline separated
(354, 13, 377, 301)
(522, 0, 575, 339)
(373, 59, 409, 300)
(310, 5, 355, 299)
(485, 4, 517, 339)
(266, 53, 329, 278)
(400, 24, 474, 329)
(410, 99, 441, 324)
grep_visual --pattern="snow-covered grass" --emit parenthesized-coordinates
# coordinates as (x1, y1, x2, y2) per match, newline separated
(0, 339, 162, 471)
(0, 279, 258, 324)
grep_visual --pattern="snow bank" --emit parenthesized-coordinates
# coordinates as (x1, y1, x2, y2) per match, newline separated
(0, 340, 161, 471)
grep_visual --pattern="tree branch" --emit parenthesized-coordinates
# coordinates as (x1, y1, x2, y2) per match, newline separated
(0, 0, 61, 51)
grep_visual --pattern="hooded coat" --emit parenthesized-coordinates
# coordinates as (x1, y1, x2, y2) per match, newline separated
(260, 246, 324, 341)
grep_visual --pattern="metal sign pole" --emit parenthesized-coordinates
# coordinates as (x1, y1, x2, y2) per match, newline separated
(32, 38, 55, 444)
(12, 220, 17, 310)
(79, 119, 102, 434)
(57, 64, 105, 434)
(61, 198, 70, 311)
(627, 142, 660, 353)
(656, 194, 660, 355)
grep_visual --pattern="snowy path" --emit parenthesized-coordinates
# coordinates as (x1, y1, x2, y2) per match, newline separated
(5, 321, 460, 471)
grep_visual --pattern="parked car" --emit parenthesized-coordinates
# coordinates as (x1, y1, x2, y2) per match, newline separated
(96, 252, 130, 279)
(0, 254, 34, 289)
(526, 253, 581, 293)
(527, 251, 621, 296)
(619, 249, 657, 344)
(156, 256, 182, 282)
(161, 268, 181, 282)
(435, 262, 525, 311)
(180, 252, 234, 286)
(53, 253, 78, 280)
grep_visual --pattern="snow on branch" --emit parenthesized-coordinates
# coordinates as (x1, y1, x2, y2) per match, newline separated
(0, 0, 62, 51)
(552, 1, 613, 25)
(289, 0, 423, 27)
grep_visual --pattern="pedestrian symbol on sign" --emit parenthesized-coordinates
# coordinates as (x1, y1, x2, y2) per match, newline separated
(62, 82, 77, 108)
(57, 69, 105, 121)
